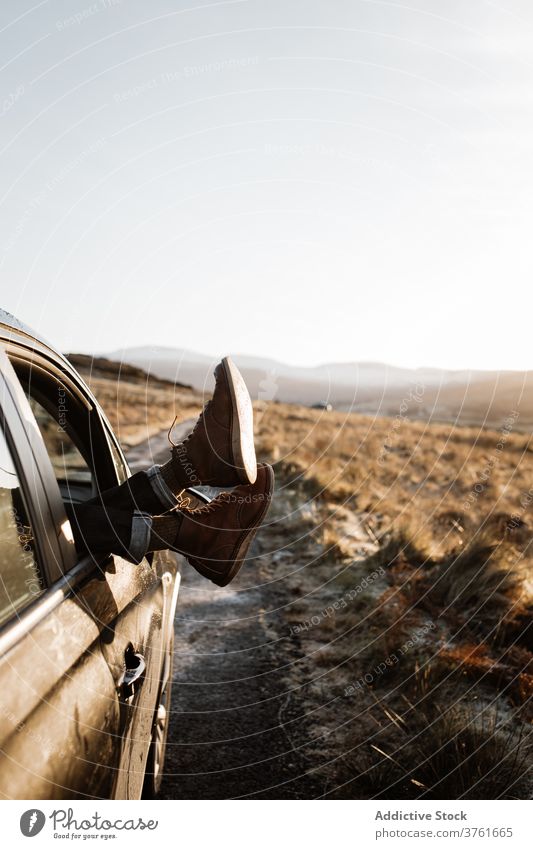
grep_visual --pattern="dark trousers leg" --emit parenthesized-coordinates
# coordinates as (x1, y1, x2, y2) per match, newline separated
(65, 497, 158, 564)
(66, 469, 180, 562)
(88, 468, 177, 514)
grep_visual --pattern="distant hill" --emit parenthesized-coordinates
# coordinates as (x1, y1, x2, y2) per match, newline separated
(105, 345, 533, 431)
(67, 353, 192, 390)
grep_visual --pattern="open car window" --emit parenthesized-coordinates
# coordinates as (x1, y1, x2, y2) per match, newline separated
(4, 351, 130, 576)
(20, 380, 96, 505)
(28, 395, 92, 487)
(9, 355, 125, 513)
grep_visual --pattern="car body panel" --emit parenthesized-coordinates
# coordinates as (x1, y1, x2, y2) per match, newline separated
(0, 557, 120, 798)
(0, 314, 180, 799)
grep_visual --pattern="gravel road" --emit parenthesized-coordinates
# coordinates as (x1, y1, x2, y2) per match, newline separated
(127, 428, 377, 799)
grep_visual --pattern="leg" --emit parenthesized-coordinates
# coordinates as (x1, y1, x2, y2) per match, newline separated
(68, 464, 274, 587)
(90, 356, 256, 514)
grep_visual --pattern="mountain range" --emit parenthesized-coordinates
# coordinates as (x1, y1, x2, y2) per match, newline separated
(107, 345, 533, 430)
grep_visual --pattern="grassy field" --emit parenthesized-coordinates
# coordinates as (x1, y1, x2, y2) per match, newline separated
(76, 356, 532, 799)
(254, 401, 532, 798)
(69, 354, 204, 448)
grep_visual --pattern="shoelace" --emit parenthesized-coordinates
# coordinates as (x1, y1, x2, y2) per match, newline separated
(167, 399, 213, 449)
(179, 490, 232, 515)
(175, 492, 192, 510)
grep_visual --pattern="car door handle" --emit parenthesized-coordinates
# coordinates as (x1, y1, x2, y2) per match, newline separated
(120, 648, 146, 702)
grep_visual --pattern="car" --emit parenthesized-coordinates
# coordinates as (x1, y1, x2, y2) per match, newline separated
(0, 309, 187, 799)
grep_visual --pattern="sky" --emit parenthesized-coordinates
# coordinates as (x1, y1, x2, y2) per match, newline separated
(0, 0, 532, 370)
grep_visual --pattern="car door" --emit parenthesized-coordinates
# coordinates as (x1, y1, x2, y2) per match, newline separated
(0, 354, 120, 798)
(2, 344, 172, 799)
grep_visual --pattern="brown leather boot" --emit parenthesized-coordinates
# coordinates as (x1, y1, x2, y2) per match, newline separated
(166, 463, 274, 586)
(162, 356, 257, 490)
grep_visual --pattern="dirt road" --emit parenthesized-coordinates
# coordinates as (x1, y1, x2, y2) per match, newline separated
(127, 428, 379, 799)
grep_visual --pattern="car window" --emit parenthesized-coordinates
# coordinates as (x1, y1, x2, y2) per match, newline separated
(10, 358, 124, 518)
(14, 369, 96, 505)
(0, 427, 43, 627)
(28, 395, 92, 487)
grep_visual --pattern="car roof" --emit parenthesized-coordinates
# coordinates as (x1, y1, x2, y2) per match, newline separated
(0, 308, 78, 368)
(0, 307, 98, 403)
(0, 307, 55, 349)
(0, 308, 130, 471)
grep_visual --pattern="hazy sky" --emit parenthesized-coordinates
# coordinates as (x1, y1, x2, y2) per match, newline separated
(1, 0, 532, 369)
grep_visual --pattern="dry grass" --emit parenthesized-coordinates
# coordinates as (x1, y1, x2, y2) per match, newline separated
(254, 401, 533, 549)
(84, 365, 533, 799)
(72, 356, 204, 448)
(343, 683, 532, 799)
(253, 400, 532, 798)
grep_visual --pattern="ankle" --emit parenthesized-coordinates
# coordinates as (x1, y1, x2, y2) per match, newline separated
(160, 458, 184, 492)
(161, 444, 202, 490)
(148, 513, 182, 551)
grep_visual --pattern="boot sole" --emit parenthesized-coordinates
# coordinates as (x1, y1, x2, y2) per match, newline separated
(222, 356, 257, 485)
(199, 464, 274, 587)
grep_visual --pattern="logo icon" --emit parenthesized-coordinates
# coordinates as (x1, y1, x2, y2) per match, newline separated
(20, 810, 46, 837)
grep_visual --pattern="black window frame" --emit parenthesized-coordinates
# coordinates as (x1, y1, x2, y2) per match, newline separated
(0, 342, 133, 656)
(2, 343, 127, 582)
(10, 355, 122, 500)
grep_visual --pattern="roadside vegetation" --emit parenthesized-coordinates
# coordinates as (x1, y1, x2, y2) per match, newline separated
(254, 401, 532, 799)
(79, 355, 532, 799)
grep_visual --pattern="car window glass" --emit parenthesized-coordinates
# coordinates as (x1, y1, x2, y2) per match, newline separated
(27, 395, 91, 486)
(15, 370, 96, 504)
(0, 428, 43, 627)
(12, 360, 120, 507)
